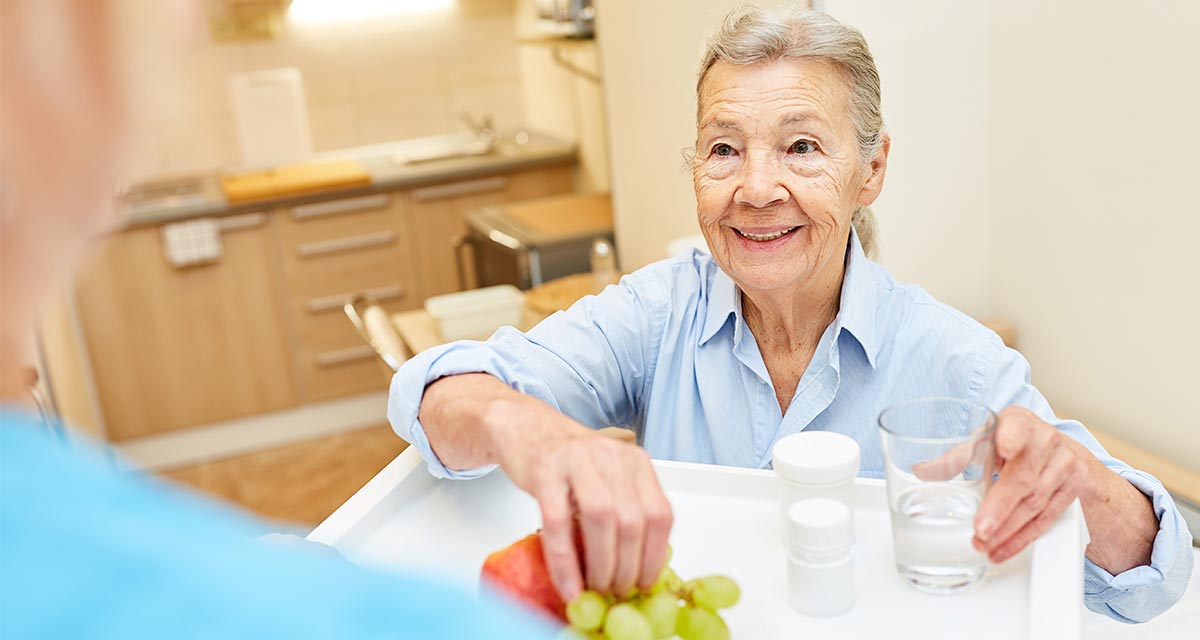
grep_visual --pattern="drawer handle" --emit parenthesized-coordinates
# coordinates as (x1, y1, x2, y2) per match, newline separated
(296, 230, 396, 258)
(306, 284, 405, 314)
(314, 345, 377, 368)
(290, 194, 390, 220)
(410, 176, 508, 202)
(217, 212, 268, 231)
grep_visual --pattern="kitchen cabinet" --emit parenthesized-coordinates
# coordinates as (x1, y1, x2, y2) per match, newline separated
(71, 161, 577, 441)
(404, 166, 576, 298)
(74, 213, 299, 441)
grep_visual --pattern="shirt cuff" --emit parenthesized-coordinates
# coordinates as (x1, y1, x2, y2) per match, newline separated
(1082, 469, 1194, 623)
(386, 340, 515, 480)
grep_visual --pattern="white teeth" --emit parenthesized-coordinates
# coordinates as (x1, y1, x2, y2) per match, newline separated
(736, 226, 798, 241)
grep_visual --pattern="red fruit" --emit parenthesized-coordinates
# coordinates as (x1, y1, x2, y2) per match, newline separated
(481, 533, 567, 623)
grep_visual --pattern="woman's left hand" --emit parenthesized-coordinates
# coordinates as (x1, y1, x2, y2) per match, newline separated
(972, 406, 1098, 563)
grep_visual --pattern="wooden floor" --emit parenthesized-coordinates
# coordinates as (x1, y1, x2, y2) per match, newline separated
(161, 424, 408, 528)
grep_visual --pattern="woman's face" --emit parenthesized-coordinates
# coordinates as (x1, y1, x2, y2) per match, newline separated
(693, 58, 887, 299)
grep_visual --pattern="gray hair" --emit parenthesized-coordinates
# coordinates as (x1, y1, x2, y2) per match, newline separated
(696, 5, 885, 259)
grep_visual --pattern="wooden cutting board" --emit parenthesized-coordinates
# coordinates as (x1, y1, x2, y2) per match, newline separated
(221, 159, 371, 203)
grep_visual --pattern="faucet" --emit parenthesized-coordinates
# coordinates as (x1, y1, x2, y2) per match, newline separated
(457, 111, 496, 149)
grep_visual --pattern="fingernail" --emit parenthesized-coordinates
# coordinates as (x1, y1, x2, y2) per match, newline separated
(976, 516, 995, 540)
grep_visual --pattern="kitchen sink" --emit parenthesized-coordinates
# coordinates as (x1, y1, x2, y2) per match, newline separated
(388, 133, 494, 165)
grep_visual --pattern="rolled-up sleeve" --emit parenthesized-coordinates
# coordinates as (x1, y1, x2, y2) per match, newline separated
(977, 337, 1194, 622)
(387, 272, 667, 480)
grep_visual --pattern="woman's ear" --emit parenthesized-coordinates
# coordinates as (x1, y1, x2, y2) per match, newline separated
(857, 133, 891, 207)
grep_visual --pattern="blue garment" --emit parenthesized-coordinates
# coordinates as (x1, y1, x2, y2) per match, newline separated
(0, 409, 556, 639)
(390, 229, 1193, 623)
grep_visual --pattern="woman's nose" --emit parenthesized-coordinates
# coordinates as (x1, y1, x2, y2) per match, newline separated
(733, 149, 788, 209)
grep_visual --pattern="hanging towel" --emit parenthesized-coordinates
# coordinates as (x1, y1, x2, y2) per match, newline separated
(161, 218, 222, 268)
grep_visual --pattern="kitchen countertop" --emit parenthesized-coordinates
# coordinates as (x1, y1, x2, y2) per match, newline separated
(117, 131, 577, 230)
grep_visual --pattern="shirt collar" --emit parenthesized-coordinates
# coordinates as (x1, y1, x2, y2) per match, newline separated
(698, 227, 879, 368)
(837, 226, 878, 368)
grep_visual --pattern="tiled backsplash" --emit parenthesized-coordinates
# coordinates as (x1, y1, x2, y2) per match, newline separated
(128, 0, 524, 182)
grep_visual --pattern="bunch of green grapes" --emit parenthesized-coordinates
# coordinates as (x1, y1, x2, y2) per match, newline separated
(559, 564, 740, 640)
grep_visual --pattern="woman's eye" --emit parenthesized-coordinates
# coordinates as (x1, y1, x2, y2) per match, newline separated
(712, 143, 736, 157)
(788, 139, 816, 155)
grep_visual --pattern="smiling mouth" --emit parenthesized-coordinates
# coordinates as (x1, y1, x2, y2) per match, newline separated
(734, 226, 801, 242)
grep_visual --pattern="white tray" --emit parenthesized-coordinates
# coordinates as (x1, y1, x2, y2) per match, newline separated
(310, 449, 1089, 639)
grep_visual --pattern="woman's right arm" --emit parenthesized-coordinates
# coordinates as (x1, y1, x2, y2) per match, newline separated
(390, 270, 679, 601)
(420, 372, 672, 602)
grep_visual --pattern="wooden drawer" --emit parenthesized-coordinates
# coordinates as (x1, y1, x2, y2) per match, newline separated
(277, 203, 415, 296)
(289, 280, 417, 348)
(295, 338, 393, 402)
(277, 193, 397, 244)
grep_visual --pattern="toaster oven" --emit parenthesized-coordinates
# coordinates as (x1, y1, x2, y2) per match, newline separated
(453, 193, 614, 290)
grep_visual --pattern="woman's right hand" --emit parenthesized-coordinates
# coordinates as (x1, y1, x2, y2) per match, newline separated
(486, 396, 674, 603)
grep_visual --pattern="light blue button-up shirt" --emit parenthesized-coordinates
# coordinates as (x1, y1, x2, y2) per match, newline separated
(390, 229, 1193, 623)
(0, 410, 556, 639)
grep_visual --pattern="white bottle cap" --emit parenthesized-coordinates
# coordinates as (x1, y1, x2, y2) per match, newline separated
(787, 498, 853, 555)
(772, 431, 861, 485)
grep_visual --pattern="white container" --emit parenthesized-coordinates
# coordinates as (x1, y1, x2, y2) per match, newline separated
(772, 431, 861, 530)
(786, 498, 855, 617)
(424, 285, 524, 341)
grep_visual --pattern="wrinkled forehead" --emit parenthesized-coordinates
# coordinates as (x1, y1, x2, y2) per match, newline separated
(696, 58, 853, 132)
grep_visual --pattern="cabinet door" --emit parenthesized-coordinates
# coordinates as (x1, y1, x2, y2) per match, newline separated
(74, 214, 299, 441)
(405, 165, 576, 299)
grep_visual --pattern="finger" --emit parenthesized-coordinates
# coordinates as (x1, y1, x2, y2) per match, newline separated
(610, 461, 647, 596)
(994, 406, 1036, 461)
(571, 457, 618, 594)
(978, 443, 1075, 552)
(974, 452, 1044, 542)
(987, 486, 1075, 564)
(913, 438, 976, 481)
(635, 461, 674, 591)
(535, 472, 584, 601)
(913, 420, 996, 482)
(974, 419, 1053, 540)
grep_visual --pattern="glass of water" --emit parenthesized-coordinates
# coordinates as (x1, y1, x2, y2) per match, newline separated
(878, 397, 998, 594)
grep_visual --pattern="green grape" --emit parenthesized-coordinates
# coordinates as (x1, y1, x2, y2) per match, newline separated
(636, 592, 679, 639)
(567, 591, 609, 632)
(603, 603, 654, 640)
(675, 605, 730, 640)
(650, 567, 684, 596)
(687, 575, 741, 611)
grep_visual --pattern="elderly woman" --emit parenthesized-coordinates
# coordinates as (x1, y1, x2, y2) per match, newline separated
(390, 6, 1191, 622)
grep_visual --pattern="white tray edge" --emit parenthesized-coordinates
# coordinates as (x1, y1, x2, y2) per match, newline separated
(311, 449, 1088, 640)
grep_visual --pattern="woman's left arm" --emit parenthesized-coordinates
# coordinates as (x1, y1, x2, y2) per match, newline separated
(974, 340, 1193, 623)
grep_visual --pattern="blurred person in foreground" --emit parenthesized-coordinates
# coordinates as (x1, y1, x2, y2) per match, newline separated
(0, 1, 555, 637)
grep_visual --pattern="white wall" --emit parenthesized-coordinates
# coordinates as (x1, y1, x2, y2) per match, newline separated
(821, 1, 994, 317)
(125, 0, 525, 181)
(989, 0, 1200, 469)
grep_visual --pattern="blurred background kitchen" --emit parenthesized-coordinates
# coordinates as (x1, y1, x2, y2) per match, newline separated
(23, 0, 1199, 535)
